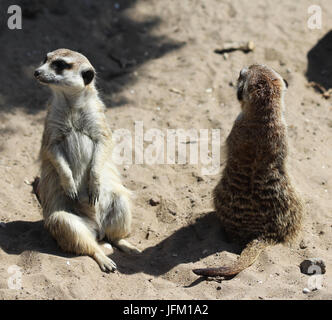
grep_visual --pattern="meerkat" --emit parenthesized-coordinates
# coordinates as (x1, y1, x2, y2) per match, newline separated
(33, 48, 140, 272)
(193, 64, 303, 277)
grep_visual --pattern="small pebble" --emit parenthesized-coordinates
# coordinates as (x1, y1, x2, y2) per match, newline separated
(299, 240, 307, 249)
(300, 258, 326, 275)
(169, 88, 182, 95)
(303, 288, 310, 294)
(149, 198, 160, 206)
(194, 174, 204, 182)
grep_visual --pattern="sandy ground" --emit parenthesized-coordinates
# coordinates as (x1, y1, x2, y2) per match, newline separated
(0, 0, 331, 300)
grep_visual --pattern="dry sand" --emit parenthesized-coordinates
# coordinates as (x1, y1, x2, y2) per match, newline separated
(0, 0, 331, 300)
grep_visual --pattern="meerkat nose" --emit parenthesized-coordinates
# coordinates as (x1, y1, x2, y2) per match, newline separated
(240, 67, 248, 77)
(34, 70, 41, 78)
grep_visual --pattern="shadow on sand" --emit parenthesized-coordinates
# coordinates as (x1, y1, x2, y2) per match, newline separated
(111, 211, 240, 278)
(306, 30, 332, 91)
(0, 212, 240, 281)
(0, 219, 73, 258)
(0, 0, 184, 114)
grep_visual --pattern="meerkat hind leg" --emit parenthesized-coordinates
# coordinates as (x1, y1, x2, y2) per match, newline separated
(104, 219, 141, 254)
(46, 210, 117, 272)
(105, 225, 141, 254)
(104, 194, 141, 254)
(112, 238, 141, 254)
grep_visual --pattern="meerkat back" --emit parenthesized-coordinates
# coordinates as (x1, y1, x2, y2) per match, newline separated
(193, 64, 303, 277)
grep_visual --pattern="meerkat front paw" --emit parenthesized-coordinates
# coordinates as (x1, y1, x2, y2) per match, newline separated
(88, 176, 100, 206)
(61, 176, 79, 201)
(65, 185, 79, 201)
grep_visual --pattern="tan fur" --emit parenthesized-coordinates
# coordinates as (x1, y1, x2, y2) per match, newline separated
(34, 49, 140, 272)
(193, 64, 303, 277)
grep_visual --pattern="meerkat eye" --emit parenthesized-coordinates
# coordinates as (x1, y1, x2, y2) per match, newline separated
(51, 59, 72, 73)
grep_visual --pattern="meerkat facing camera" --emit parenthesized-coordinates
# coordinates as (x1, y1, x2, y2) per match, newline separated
(193, 64, 303, 277)
(34, 48, 140, 272)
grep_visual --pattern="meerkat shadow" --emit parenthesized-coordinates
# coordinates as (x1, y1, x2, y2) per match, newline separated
(306, 30, 332, 91)
(114, 211, 241, 277)
(0, 220, 74, 259)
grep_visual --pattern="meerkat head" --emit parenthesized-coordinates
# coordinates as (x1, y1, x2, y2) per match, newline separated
(34, 49, 96, 93)
(236, 64, 288, 114)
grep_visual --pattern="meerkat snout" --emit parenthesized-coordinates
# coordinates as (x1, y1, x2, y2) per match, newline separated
(34, 69, 41, 78)
(239, 67, 249, 78)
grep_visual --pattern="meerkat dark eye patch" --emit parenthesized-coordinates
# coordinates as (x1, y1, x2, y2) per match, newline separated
(81, 69, 95, 85)
(283, 78, 288, 88)
(51, 59, 72, 73)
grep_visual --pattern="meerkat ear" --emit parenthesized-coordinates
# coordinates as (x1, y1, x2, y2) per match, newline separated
(81, 69, 95, 85)
(283, 78, 288, 88)
(237, 86, 244, 101)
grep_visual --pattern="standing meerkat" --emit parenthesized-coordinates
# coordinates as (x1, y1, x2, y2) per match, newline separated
(34, 48, 140, 272)
(193, 64, 303, 277)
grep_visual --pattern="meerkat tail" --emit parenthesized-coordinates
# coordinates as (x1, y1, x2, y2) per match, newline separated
(193, 239, 270, 277)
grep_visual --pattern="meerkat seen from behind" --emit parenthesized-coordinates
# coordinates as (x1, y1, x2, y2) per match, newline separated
(193, 64, 304, 277)
(34, 48, 140, 272)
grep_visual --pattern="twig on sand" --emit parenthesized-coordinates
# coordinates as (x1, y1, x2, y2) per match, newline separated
(215, 41, 255, 54)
